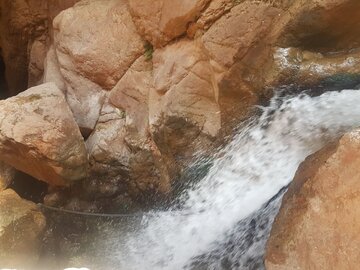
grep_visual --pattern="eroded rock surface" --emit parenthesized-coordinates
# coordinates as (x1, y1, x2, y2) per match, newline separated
(129, 0, 211, 47)
(266, 129, 360, 270)
(0, 83, 88, 186)
(0, 189, 46, 268)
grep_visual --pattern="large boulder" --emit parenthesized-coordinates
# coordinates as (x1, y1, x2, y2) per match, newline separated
(129, 0, 211, 47)
(0, 189, 46, 268)
(0, 83, 88, 186)
(51, 0, 144, 133)
(266, 129, 360, 269)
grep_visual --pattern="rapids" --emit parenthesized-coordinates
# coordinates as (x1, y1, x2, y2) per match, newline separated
(38, 89, 360, 270)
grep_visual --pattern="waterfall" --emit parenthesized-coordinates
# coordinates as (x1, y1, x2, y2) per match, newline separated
(108, 89, 360, 269)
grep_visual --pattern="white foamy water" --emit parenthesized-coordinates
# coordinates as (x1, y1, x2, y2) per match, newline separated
(112, 89, 360, 270)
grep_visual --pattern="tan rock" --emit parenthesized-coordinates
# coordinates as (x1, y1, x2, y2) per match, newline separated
(129, 0, 211, 47)
(109, 56, 151, 136)
(0, 189, 46, 268)
(53, 0, 144, 90)
(0, 162, 14, 191)
(86, 97, 130, 198)
(51, 0, 144, 132)
(151, 39, 221, 137)
(86, 96, 171, 204)
(266, 129, 360, 270)
(202, 2, 280, 68)
(0, 83, 88, 186)
(196, 0, 234, 30)
(42, 46, 66, 91)
(28, 36, 47, 87)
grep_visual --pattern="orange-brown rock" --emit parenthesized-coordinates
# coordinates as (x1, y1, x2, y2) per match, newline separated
(86, 96, 171, 205)
(0, 162, 14, 191)
(0, 83, 88, 186)
(0, 189, 46, 268)
(51, 0, 144, 133)
(0, 0, 80, 95)
(151, 39, 221, 137)
(109, 56, 151, 136)
(129, 0, 211, 47)
(266, 129, 360, 270)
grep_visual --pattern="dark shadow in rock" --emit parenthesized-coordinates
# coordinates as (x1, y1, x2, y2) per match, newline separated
(0, 52, 9, 99)
(9, 171, 48, 203)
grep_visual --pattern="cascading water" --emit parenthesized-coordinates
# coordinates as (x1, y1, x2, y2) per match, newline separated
(36, 89, 360, 270)
(109, 89, 360, 270)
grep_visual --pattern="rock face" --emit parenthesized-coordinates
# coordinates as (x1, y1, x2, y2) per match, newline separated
(51, 0, 144, 133)
(0, 162, 14, 190)
(0, 83, 88, 186)
(266, 129, 360, 270)
(151, 39, 221, 137)
(0, 0, 80, 96)
(129, 0, 211, 47)
(0, 189, 46, 268)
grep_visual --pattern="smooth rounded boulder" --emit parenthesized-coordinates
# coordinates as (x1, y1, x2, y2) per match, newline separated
(0, 82, 88, 186)
(266, 129, 360, 270)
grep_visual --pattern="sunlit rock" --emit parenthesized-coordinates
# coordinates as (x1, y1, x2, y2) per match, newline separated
(52, 0, 144, 132)
(266, 129, 360, 269)
(0, 83, 88, 186)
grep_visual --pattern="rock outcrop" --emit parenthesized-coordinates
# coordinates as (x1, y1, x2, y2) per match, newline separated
(0, 83, 88, 186)
(0, 189, 46, 268)
(266, 129, 360, 270)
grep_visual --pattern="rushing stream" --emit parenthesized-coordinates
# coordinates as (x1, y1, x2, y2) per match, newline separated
(38, 89, 360, 270)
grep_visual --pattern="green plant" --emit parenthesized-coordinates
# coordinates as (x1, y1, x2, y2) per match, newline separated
(144, 42, 154, 61)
